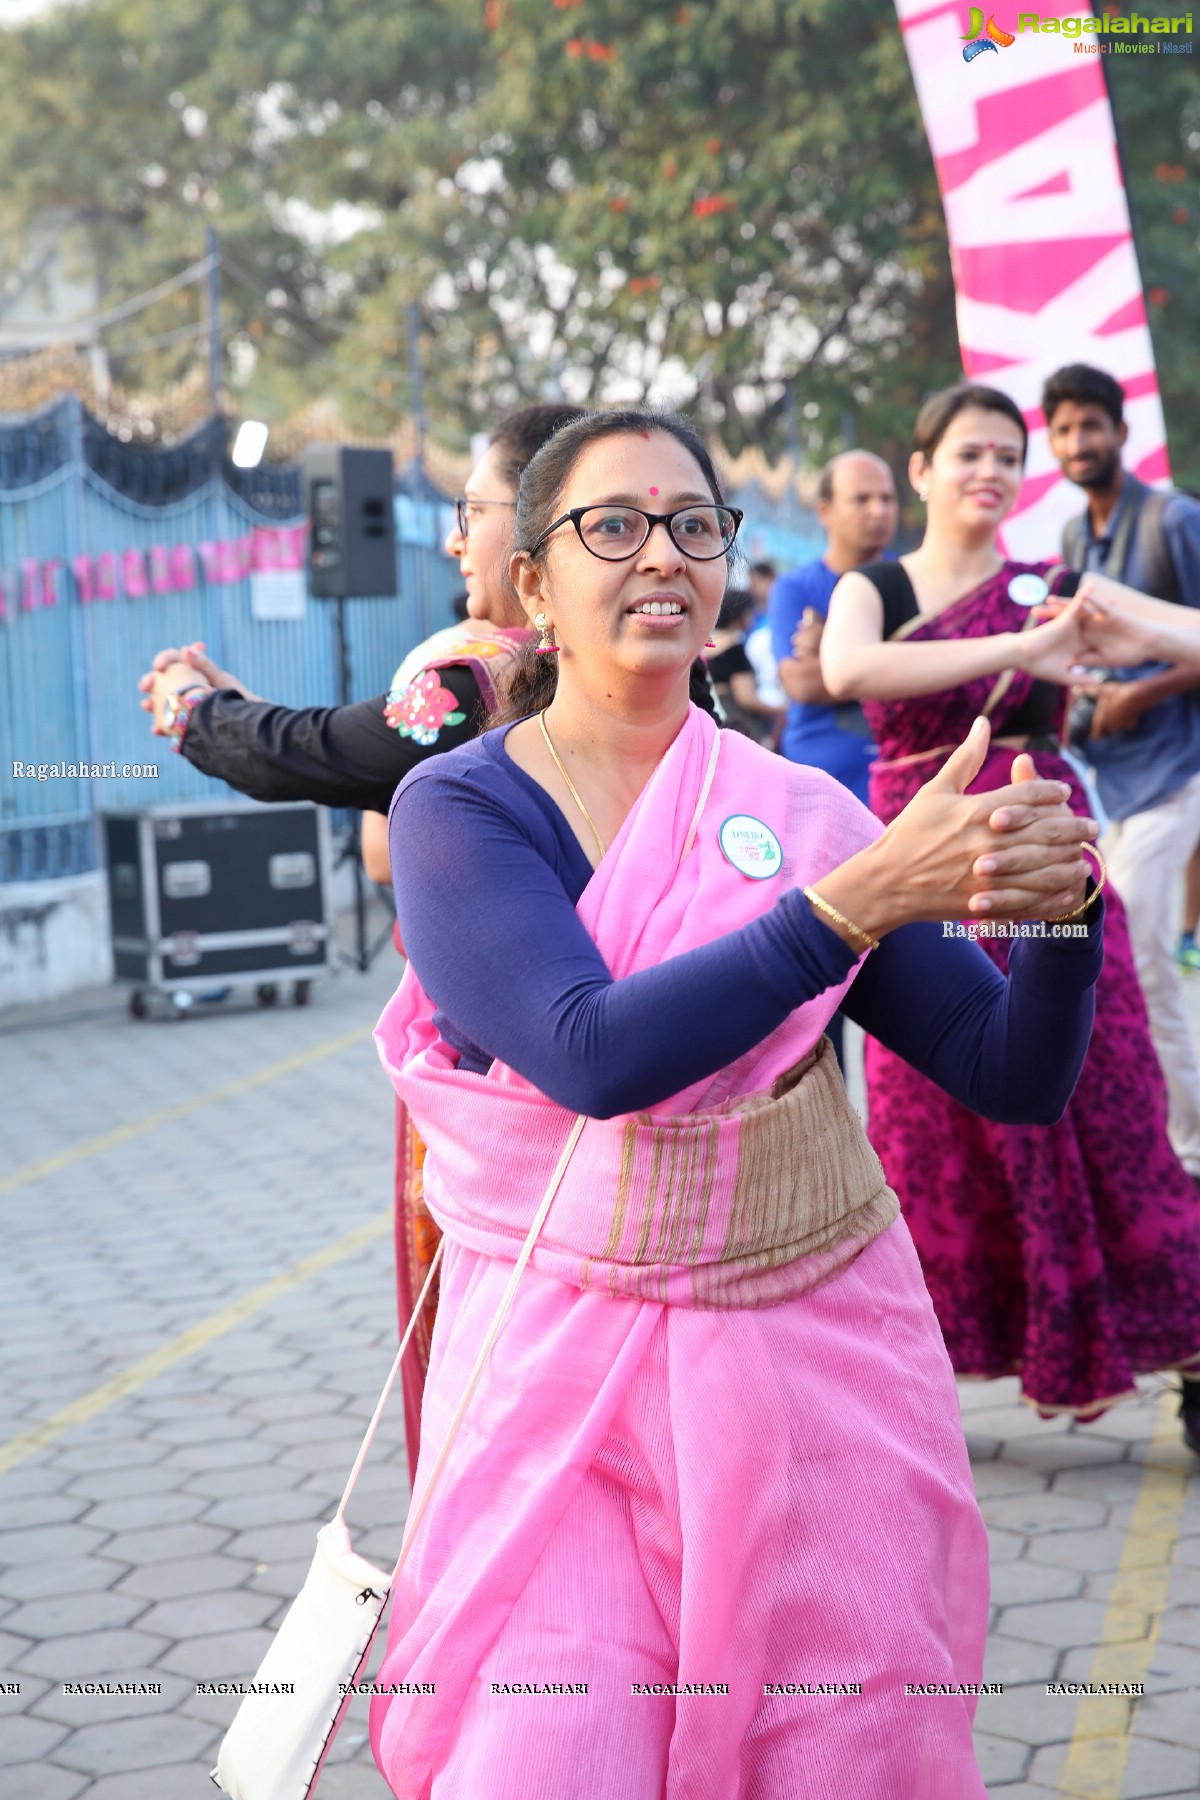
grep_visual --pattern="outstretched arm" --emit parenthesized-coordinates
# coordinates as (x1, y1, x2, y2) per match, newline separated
(820, 571, 1088, 701)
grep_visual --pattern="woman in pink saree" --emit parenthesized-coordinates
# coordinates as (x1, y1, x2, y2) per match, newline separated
(822, 381, 1200, 1439)
(370, 410, 1103, 1798)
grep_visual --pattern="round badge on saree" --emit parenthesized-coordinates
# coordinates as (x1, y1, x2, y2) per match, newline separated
(1008, 573, 1049, 608)
(718, 814, 783, 879)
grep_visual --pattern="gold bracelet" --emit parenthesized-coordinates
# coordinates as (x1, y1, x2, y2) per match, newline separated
(803, 886, 880, 954)
(1051, 843, 1108, 923)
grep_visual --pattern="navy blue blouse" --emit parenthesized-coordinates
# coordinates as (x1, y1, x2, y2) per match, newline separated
(389, 726, 1102, 1122)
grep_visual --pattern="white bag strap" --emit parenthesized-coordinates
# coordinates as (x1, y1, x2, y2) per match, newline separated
(387, 1112, 586, 1586)
(333, 1112, 588, 1586)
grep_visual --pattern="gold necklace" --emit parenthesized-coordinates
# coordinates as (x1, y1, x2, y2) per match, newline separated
(538, 709, 606, 862)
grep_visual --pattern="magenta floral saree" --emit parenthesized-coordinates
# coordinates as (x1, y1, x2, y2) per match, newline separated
(863, 561, 1200, 1416)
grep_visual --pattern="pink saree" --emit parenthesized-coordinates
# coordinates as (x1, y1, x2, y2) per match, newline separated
(370, 707, 990, 1799)
(864, 561, 1200, 1416)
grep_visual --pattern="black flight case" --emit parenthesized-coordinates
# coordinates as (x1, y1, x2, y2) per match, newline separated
(103, 800, 333, 1018)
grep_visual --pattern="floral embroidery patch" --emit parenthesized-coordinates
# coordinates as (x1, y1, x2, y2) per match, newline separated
(385, 669, 467, 746)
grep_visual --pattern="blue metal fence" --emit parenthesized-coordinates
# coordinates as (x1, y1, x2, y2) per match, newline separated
(0, 406, 458, 883)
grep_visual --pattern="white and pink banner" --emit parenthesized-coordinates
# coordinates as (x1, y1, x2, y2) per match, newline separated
(895, 1, 1171, 558)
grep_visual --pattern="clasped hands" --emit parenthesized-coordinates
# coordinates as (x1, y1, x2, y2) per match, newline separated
(817, 717, 1096, 947)
(137, 641, 257, 735)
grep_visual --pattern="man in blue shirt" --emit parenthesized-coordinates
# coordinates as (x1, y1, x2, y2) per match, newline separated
(1045, 362, 1200, 1177)
(769, 452, 898, 806)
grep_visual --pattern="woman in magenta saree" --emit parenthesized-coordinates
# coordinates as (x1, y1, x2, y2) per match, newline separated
(823, 382, 1200, 1428)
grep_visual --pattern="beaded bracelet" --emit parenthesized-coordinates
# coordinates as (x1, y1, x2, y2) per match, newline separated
(802, 886, 880, 954)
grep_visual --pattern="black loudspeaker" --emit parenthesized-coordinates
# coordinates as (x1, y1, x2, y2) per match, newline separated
(302, 445, 398, 599)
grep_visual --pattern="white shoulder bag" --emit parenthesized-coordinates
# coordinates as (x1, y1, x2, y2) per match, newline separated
(212, 1114, 587, 1800)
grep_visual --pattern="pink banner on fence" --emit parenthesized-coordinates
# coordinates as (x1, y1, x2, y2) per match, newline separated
(21, 560, 39, 612)
(41, 559, 62, 608)
(252, 526, 280, 572)
(277, 522, 308, 570)
(894, 1, 1170, 559)
(217, 539, 240, 583)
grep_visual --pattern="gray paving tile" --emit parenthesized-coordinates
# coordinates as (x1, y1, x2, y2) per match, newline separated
(63, 1464, 197, 1503)
(1024, 1527, 1132, 1573)
(51, 1710, 217, 1774)
(972, 1463, 1050, 1500)
(74, 1762, 221, 1799)
(984, 1527, 1027, 1565)
(0, 1763, 89, 1800)
(103, 1522, 231, 1564)
(983, 1493, 1109, 1536)
(0, 1555, 127, 1604)
(0, 1494, 92, 1531)
(0, 1710, 69, 1759)
(226, 1522, 330, 1564)
(202, 1489, 327, 1531)
(974, 1682, 1078, 1748)
(80, 1491, 212, 1533)
(2, 1591, 148, 1640)
(164, 1436, 281, 1472)
(997, 1597, 1149, 1649)
(973, 1728, 1030, 1786)
(980, 1634, 1061, 1687)
(17, 1627, 170, 1681)
(987, 1561, 1084, 1607)
(114, 1554, 259, 1602)
(156, 1627, 274, 1682)
(1136, 1689, 1200, 1751)
(1158, 1605, 1200, 1650)
(134, 1588, 280, 1641)
(181, 1461, 290, 1500)
(0, 1523, 111, 1566)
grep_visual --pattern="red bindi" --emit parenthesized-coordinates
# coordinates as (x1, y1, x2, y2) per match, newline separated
(649, 486, 659, 496)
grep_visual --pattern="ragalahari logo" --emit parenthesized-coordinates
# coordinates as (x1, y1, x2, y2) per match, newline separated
(961, 8, 1016, 58)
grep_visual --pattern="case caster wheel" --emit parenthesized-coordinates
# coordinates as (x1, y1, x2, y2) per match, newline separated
(129, 990, 147, 1020)
(171, 991, 195, 1019)
(293, 981, 312, 1007)
(256, 983, 279, 1007)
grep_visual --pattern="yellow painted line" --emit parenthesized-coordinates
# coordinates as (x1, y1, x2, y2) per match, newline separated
(0, 1024, 373, 1197)
(1056, 1388, 1192, 1798)
(0, 1210, 391, 1476)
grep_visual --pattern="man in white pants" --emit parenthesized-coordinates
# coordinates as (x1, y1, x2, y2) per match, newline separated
(1046, 363, 1200, 1176)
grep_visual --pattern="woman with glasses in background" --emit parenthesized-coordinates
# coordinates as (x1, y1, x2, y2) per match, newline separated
(369, 407, 1104, 1799)
(138, 403, 583, 1480)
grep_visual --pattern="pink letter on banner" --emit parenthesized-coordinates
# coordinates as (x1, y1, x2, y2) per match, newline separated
(95, 552, 118, 599)
(123, 548, 149, 598)
(72, 555, 95, 604)
(171, 544, 198, 591)
(894, 0, 1169, 558)
(149, 545, 172, 593)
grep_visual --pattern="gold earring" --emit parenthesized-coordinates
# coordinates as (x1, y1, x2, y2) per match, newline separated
(534, 612, 559, 656)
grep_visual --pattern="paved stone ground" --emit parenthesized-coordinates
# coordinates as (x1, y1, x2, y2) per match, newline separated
(1, 948, 1198, 1797)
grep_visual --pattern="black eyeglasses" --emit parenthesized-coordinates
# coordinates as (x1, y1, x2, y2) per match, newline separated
(454, 496, 516, 537)
(529, 503, 744, 562)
